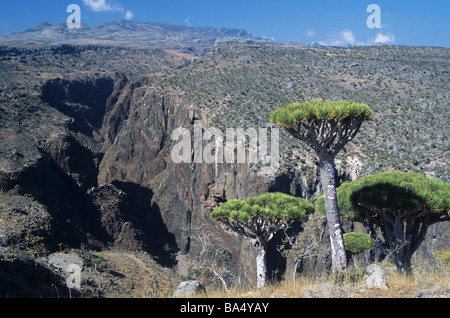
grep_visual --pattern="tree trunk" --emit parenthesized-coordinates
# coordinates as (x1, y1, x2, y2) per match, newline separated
(390, 216, 415, 274)
(255, 238, 267, 289)
(319, 155, 347, 272)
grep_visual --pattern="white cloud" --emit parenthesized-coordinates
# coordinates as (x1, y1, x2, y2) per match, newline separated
(305, 29, 316, 37)
(318, 29, 363, 47)
(316, 29, 396, 47)
(82, 0, 133, 20)
(82, 0, 114, 12)
(184, 17, 192, 26)
(374, 32, 395, 44)
(125, 10, 134, 20)
(342, 29, 357, 45)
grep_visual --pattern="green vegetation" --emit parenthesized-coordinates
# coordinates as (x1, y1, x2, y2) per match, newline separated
(81, 252, 107, 272)
(317, 171, 450, 273)
(270, 100, 374, 273)
(316, 171, 450, 220)
(343, 232, 374, 270)
(148, 44, 449, 182)
(212, 192, 314, 288)
(269, 100, 374, 128)
(211, 192, 313, 224)
(343, 232, 374, 255)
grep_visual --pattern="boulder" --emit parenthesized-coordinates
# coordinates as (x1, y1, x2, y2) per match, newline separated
(366, 264, 388, 290)
(414, 282, 444, 298)
(173, 280, 206, 298)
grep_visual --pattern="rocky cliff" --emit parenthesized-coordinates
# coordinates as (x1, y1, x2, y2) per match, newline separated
(96, 83, 276, 277)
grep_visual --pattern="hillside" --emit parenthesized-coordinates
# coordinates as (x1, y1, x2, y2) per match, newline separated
(148, 43, 449, 183)
(0, 21, 449, 297)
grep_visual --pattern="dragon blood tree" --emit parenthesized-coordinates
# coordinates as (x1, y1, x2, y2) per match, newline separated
(270, 100, 374, 272)
(211, 192, 314, 289)
(317, 172, 450, 273)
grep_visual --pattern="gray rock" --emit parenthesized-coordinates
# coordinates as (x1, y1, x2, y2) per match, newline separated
(46, 252, 83, 273)
(415, 282, 443, 298)
(173, 280, 205, 298)
(366, 264, 388, 290)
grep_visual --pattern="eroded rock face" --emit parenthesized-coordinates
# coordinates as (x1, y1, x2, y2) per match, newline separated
(97, 83, 290, 281)
(41, 77, 115, 140)
(88, 184, 146, 252)
(0, 195, 52, 255)
(0, 75, 123, 252)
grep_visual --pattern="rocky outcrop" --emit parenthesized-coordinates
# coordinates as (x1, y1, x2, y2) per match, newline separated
(97, 83, 291, 283)
(1, 74, 127, 252)
(40, 133, 99, 189)
(101, 72, 134, 145)
(41, 76, 115, 141)
(173, 280, 206, 298)
(0, 195, 52, 257)
(366, 264, 389, 290)
(88, 184, 146, 252)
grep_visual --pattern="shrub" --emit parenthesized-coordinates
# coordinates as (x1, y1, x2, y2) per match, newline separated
(343, 232, 374, 255)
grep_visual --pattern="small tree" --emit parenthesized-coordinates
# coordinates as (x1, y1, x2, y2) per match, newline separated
(343, 232, 374, 268)
(211, 192, 314, 288)
(279, 214, 330, 284)
(270, 100, 374, 272)
(317, 171, 450, 273)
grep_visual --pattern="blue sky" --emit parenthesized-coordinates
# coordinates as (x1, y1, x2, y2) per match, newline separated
(0, 0, 449, 47)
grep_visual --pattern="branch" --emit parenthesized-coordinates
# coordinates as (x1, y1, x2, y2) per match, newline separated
(218, 218, 256, 241)
(331, 119, 362, 156)
(357, 202, 395, 225)
(409, 215, 430, 256)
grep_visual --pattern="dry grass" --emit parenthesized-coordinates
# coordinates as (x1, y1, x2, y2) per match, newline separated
(193, 265, 449, 299)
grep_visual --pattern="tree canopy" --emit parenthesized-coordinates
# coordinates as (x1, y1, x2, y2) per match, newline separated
(316, 171, 450, 221)
(316, 171, 450, 272)
(270, 100, 374, 273)
(269, 100, 374, 125)
(211, 192, 314, 288)
(269, 100, 374, 156)
(211, 192, 314, 226)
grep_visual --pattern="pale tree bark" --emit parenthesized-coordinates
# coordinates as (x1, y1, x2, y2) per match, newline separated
(218, 216, 288, 289)
(254, 237, 267, 289)
(285, 117, 364, 273)
(273, 102, 373, 274)
(319, 155, 347, 272)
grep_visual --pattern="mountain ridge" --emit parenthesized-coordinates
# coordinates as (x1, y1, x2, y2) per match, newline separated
(0, 20, 273, 52)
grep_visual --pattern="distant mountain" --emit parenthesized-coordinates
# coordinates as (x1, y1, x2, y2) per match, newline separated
(0, 20, 272, 53)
